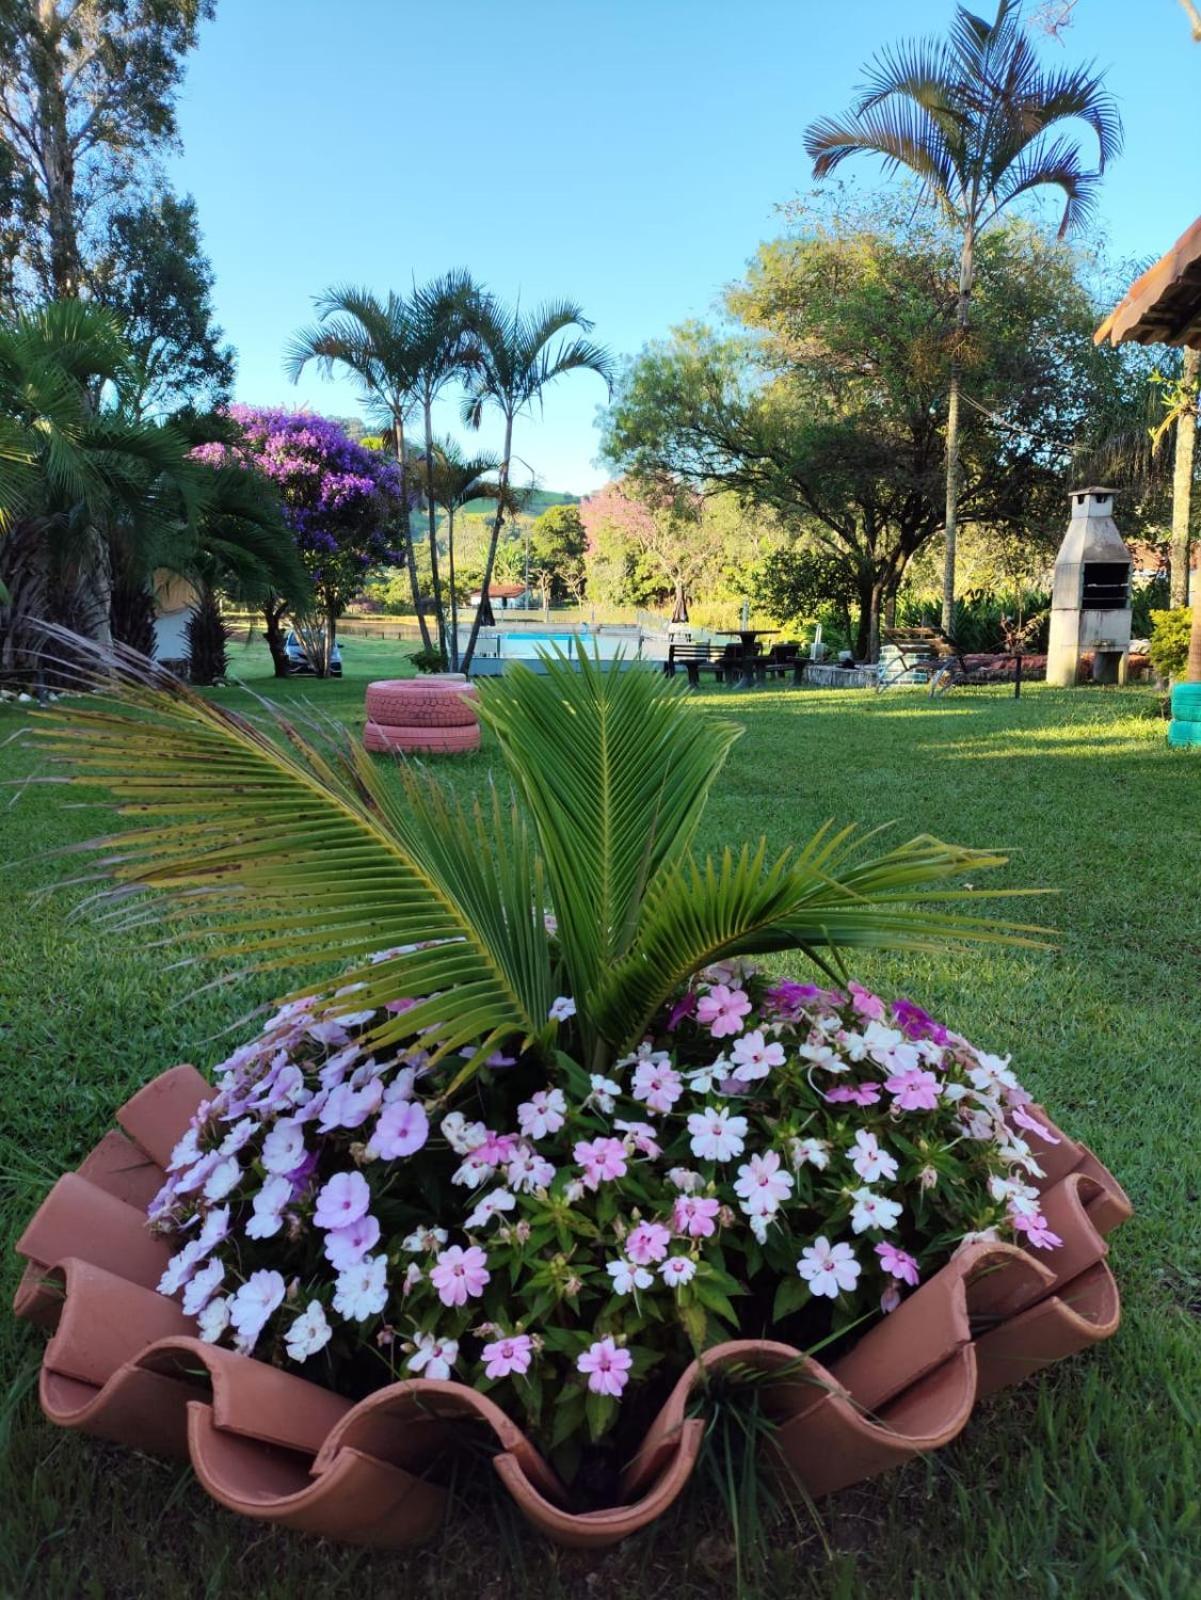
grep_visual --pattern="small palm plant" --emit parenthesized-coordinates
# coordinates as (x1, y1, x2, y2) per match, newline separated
(31, 641, 1054, 1480)
(35, 643, 1039, 1080)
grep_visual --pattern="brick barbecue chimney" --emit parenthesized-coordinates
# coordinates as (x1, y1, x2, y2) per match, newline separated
(1046, 488, 1133, 687)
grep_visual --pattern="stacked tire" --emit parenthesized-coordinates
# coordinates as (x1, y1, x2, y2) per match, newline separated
(1167, 682, 1201, 749)
(363, 676, 481, 755)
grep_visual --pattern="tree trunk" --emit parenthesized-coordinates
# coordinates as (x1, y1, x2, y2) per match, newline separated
(447, 506, 460, 672)
(394, 417, 433, 654)
(33, 1, 81, 298)
(461, 410, 514, 673)
(422, 403, 447, 664)
(942, 230, 974, 635)
(1170, 348, 1199, 608)
(0, 519, 51, 678)
(263, 597, 290, 677)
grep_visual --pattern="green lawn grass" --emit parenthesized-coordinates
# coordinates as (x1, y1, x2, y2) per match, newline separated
(2, 640, 1199, 1599)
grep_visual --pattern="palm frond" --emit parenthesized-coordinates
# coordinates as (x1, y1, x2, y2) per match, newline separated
(475, 647, 742, 1064)
(595, 828, 1051, 1054)
(26, 631, 554, 1068)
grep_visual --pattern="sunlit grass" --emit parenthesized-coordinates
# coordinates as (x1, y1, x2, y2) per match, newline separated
(1, 647, 1198, 1598)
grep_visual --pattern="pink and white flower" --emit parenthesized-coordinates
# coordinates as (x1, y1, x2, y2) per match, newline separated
(673, 1194, 720, 1238)
(324, 1212, 381, 1270)
(464, 1188, 517, 1230)
(313, 1171, 371, 1231)
(517, 1088, 566, 1139)
(606, 1257, 653, 1295)
(687, 1106, 748, 1162)
(733, 1149, 794, 1217)
(631, 1056, 684, 1113)
(481, 1333, 534, 1379)
(884, 1068, 941, 1112)
(366, 1099, 428, 1161)
(875, 1240, 920, 1286)
(577, 1336, 632, 1397)
(728, 1030, 786, 1084)
(574, 1136, 628, 1189)
(261, 1119, 307, 1176)
(696, 984, 752, 1039)
(429, 1244, 490, 1308)
(182, 1257, 225, 1317)
(407, 1332, 458, 1378)
(587, 1074, 622, 1114)
(789, 1136, 831, 1171)
(285, 1301, 332, 1361)
(848, 1129, 899, 1184)
(797, 1236, 860, 1299)
(333, 1253, 389, 1320)
(506, 1147, 556, 1192)
(626, 1220, 671, 1265)
(245, 1175, 292, 1240)
(229, 1269, 286, 1348)
(197, 1295, 230, 1343)
(658, 1256, 697, 1288)
(849, 1188, 904, 1234)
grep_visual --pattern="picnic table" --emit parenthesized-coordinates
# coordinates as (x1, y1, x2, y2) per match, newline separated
(716, 629, 778, 689)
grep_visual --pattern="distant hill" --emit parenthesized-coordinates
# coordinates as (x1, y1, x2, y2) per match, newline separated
(460, 487, 580, 520)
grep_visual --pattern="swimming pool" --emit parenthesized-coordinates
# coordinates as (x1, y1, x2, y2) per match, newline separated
(462, 627, 652, 662)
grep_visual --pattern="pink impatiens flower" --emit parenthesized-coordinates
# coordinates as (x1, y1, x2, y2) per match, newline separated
(1010, 1210, 1063, 1250)
(849, 1129, 899, 1184)
(517, 1087, 566, 1139)
(367, 1099, 429, 1160)
(407, 1332, 458, 1379)
(429, 1244, 491, 1307)
(797, 1237, 860, 1299)
(577, 1336, 632, 1397)
(875, 1240, 921, 1286)
(673, 1194, 720, 1239)
(313, 1170, 371, 1231)
(824, 1081, 882, 1107)
(728, 1030, 786, 1084)
(884, 1068, 941, 1112)
(324, 1212, 382, 1270)
(626, 1220, 672, 1265)
(733, 1149, 794, 1217)
(1011, 1104, 1061, 1144)
(631, 1057, 684, 1113)
(574, 1136, 628, 1189)
(481, 1333, 534, 1379)
(695, 983, 752, 1039)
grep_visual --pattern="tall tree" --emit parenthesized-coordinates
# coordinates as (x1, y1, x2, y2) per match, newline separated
(528, 502, 588, 606)
(1168, 350, 1199, 610)
(804, 0, 1121, 632)
(0, 0, 214, 301)
(408, 437, 505, 671)
(460, 295, 612, 672)
(286, 287, 431, 652)
(603, 203, 1132, 658)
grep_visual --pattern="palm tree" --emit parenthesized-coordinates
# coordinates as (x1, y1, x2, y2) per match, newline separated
(285, 288, 433, 655)
(460, 296, 613, 672)
(408, 437, 511, 671)
(407, 271, 484, 664)
(30, 640, 1046, 1082)
(0, 300, 203, 676)
(805, 0, 1122, 632)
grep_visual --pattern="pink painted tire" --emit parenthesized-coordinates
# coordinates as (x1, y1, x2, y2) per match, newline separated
(363, 718, 480, 755)
(365, 678, 479, 729)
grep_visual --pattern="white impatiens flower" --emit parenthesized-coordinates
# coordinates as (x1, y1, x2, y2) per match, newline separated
(849, 1188, 904, 1234)
(261, 1119, 306, 1176)
(195, 1204, 231, 1255)
(244, 1175, 293, 1240)
(401, 1224, 448, 1253)
(157, 1239, 205, 1296)
(658, 1256, 697, 1288)
(166, 1125, 202, 1172)
(733, 1150, 794, 1217)
(848, 1129, 899, 1184)
(285, 1301, 332, 1362)
(548, 996, 577, 1022)
(202, 1155, 241, 1203)
(197, 1295, 231, 1343)
(606, 1257, 654, 1295)
(687, 1106, 748, 1163)
(441, 1112, 488, 1156)
(219, 1118, 257, 1158)
(667, 1166, 704, 1193)
(506, 1147, 556, 1193)
(587, 1074, 622, 1115)
(798, 1039, 843, 1072)
(407, 1332, 459, 1380)
(333, 1253, 389, 1321)
(182, 1257, 225, 1318)
(797, 1236, 860, 1299)
(789, 1136, 831, 1172)
(463, 1188, 518, 1230)
(229, 1270, 286, 1349)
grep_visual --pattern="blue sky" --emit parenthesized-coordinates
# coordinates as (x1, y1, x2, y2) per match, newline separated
(171, 0, 1201, 494)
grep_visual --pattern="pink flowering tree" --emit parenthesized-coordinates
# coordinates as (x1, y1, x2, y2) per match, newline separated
(580, 476, 718, 615)
(48, 646, 1050, 1495)
(193, 406, 403, 676)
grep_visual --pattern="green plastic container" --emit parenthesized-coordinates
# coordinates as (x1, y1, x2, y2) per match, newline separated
(1170, 682, 1201, 722)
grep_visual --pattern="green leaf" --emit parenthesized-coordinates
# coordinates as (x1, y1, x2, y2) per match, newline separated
(584, 1387, 618, 1442)
(771, 1274, 809, 1324)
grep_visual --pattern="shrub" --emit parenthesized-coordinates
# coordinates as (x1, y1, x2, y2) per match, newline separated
(1149, 608, 1191, 680)
(408, 645, 446, 674)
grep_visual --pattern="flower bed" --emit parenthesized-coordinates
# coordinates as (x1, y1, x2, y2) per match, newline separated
(14, 966, 1131, 1548)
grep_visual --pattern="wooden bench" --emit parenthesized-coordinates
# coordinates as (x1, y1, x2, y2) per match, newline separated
(664, 642, 731, 687)
(754, 643, 804, 686)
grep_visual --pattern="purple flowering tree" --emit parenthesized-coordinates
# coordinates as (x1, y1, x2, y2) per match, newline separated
(194, 406, 402, 676)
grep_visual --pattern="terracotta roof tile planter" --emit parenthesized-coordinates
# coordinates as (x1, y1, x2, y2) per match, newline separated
(14, 1063, 1130, 1552)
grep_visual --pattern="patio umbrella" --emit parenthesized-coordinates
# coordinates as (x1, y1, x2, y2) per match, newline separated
(670, 583, 689, 624)
(477, 591, 496, 628)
